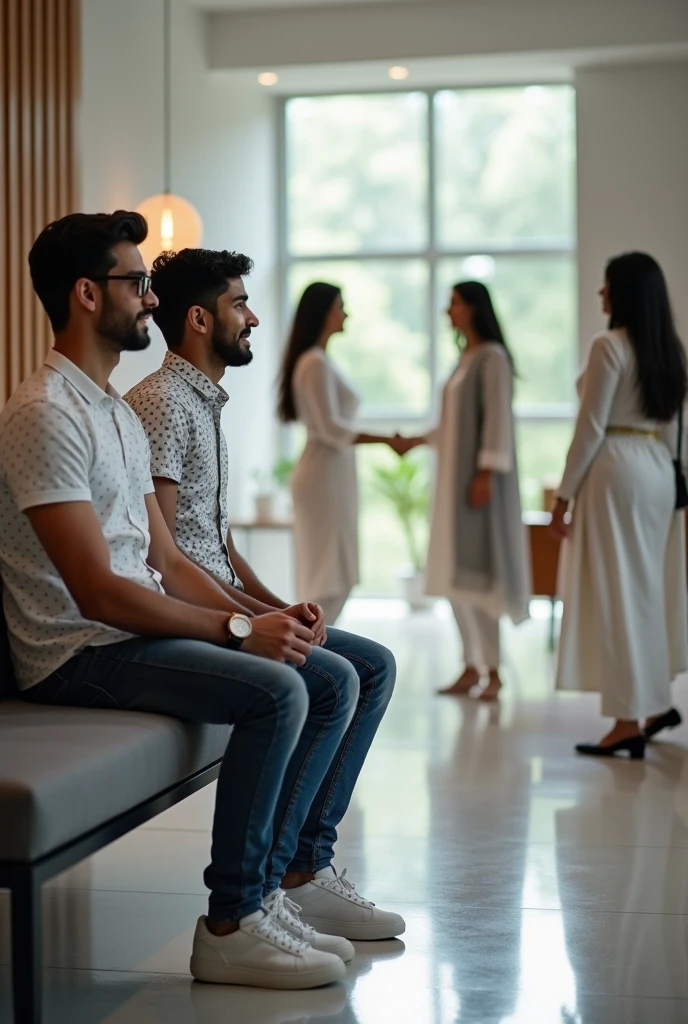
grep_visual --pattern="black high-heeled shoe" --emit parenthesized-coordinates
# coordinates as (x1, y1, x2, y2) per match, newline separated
(643, 707, 682, 740)
(575, 735, 646, 759)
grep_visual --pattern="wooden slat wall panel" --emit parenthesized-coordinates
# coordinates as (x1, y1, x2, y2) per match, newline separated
(0, 0, 79, 406)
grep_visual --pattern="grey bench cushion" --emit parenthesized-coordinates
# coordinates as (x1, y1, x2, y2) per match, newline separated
(0, 699, 229, 861)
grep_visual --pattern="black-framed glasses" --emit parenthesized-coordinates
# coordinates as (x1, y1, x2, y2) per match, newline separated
(90, 273, 152, 297)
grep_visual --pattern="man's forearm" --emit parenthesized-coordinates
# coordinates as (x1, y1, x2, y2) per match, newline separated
(86, 572, 232, 644)
(229, 547, 288, 610)
(161, 552, 261, 616)
(189, 558, 285, 616)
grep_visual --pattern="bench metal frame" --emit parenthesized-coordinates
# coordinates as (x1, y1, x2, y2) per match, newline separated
(1, 758, 222, 1024)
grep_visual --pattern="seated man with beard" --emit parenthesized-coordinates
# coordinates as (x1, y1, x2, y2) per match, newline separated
(0, 212, 352, 991)
(125, 248, 405, 947)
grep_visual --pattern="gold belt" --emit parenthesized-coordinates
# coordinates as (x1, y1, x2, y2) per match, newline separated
(606, 426, 660, 441)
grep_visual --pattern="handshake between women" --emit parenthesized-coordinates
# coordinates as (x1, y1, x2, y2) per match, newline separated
(387, 433, 425, 457)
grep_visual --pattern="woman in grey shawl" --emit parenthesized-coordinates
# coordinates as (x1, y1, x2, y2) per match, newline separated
(404, 282, 531, 700)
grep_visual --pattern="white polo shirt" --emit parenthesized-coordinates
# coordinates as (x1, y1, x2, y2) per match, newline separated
(0, 350, 163, 690)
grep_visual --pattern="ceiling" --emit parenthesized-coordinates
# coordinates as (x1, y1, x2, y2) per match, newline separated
(187, 0, 420, 9)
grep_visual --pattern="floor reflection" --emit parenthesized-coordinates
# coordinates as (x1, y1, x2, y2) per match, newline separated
(2, 600, 688, 1024)
(423, 698, 531, 1024)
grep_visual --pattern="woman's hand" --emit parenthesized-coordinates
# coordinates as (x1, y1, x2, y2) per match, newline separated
(550, 498, 570, 540)
(469, 469, 493, 509)
(389, 434, 423, 456)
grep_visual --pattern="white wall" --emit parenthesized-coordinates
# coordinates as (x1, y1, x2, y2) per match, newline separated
(575, 61, 688, 348)
(208, 0, 688, 69)
(80, 0, 280, 519)
(80, 0, 688, 528)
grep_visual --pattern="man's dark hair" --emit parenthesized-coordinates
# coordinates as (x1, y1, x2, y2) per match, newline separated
(151, 248, 254, 349)
(28, 211, 148, 332)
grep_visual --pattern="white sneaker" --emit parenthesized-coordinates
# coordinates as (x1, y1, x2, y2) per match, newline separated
(289, 867, 406, 941)
(264, 888, 355, 963)
(189, 907, 346, 989)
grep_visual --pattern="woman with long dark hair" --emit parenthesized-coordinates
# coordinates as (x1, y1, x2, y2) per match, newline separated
(278, 282, 403, 624)
(552, 252, 688, 758)
(405, 281, 531, 700)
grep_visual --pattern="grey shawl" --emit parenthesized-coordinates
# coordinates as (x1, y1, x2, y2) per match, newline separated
(453, 343, 531, 623)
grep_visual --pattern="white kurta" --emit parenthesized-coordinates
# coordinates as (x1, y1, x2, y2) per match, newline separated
(556, 328, 688, 719)
(290, 348, 360, 602)
(425, 345, 530, 624)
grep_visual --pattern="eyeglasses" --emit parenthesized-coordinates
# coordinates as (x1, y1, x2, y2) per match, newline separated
(90, 273, 152, 297)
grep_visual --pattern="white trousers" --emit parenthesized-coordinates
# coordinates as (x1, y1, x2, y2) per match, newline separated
(450, 598, 501, 670)
(314, 593, 350, 627)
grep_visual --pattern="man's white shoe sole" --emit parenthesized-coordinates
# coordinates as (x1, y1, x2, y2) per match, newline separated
(190, 955, 346, 989)
(302, 917, 406, 941)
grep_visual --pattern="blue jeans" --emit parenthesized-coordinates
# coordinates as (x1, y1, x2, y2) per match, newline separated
(265, 627, 396, 891)
(22, 628, 395, 920)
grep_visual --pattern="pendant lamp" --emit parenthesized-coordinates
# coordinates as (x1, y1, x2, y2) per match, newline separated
(136, 0, 202, 266)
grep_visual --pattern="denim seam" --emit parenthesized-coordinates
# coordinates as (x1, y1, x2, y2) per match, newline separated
(84, 681, 122, 708)
(268, 663, 345, 886)
(50, 677, 70, 704)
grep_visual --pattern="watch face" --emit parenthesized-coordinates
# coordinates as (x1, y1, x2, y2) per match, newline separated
(230, 615, 253, 639)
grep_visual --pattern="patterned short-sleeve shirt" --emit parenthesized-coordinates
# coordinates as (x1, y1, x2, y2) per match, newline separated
(0, 351, 164, 689)
(125, 352, 242, 590)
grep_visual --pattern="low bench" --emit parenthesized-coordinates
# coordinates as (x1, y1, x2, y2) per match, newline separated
(0, 604, 230, 1024)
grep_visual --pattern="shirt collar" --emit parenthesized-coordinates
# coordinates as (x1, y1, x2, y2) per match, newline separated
(45, 350, 116, 405)
(163, 351, 228, 405)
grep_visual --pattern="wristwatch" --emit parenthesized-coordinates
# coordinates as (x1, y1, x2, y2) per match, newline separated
(227, 613, 253, 650)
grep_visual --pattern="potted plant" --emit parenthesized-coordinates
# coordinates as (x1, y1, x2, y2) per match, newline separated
(251, 468, 275, 522)
(372, 454, 431, 610)
(251, 457, 297, 522)
(272, 456, 296, 494)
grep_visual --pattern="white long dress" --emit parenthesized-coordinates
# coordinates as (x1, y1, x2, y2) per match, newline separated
(290, 347, 360, 607)
(556, 328, 688, 719)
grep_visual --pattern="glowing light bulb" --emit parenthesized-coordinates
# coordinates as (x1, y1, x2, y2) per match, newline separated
(135, 193, 203, 265)
(258, 72, 279, 86)
(388, 66, 410, 81)
(160, 207, 175, 249)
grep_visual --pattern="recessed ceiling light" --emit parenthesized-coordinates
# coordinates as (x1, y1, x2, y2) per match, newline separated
(258, 72, 279, 86)
(388, 66, 410, 81)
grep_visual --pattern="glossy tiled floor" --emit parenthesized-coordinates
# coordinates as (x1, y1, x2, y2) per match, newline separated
(3, 599, 688, 1024)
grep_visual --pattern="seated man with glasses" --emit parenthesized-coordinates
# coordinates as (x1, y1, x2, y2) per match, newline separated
(0, 211, 368, 991)
(125, 247, 405, 950)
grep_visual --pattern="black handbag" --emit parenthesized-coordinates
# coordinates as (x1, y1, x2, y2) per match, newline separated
(675, 404, 688, 510)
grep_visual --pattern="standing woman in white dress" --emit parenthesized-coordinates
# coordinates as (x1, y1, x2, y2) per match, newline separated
(552, 252, 688, 759)
(277, 282, 403, 625)
(405, 282, 531, 701)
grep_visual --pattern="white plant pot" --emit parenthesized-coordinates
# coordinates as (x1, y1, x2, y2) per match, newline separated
(254, 494, 275, 523)
(397, 566, 432, 611)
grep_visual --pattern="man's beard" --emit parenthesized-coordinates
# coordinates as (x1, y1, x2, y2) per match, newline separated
(98, 293, 151, 352)
(212, 321, 253, 367)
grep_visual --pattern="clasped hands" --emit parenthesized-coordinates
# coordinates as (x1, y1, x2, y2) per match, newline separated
(285, 601, 327, 647)
(387, 433, 423, 457)
(241, 601, 327, 667)
(384, 435, 494, 509)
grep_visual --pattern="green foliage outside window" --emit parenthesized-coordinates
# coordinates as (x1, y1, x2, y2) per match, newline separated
(284, 85, 577, 593)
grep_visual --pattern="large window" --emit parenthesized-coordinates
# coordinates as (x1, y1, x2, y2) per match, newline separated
(283, 85, 576, 593)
